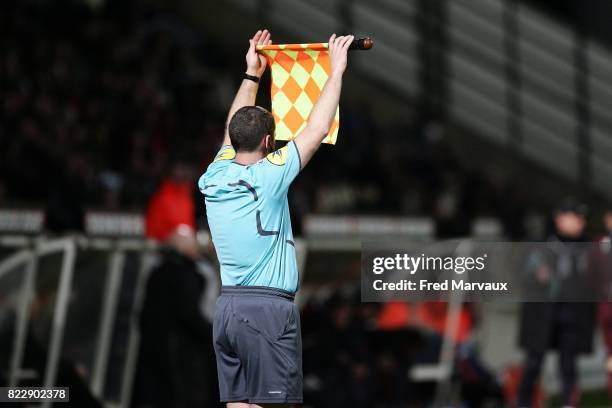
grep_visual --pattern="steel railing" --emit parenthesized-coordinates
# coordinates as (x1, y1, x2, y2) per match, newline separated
(0, 236, 157, 408)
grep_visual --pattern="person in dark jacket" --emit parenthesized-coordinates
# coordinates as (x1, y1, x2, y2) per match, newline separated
(131, 226, 218, 408)
(596, 206, 612, 400)
(517, 198, 596, 408)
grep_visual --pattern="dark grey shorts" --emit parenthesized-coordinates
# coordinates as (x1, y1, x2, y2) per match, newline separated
(213, 286, 303, 404)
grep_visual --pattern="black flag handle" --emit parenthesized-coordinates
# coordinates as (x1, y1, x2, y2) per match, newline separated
(348, 37, 374, 51)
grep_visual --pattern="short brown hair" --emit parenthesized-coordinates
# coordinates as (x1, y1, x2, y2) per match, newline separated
(228, 106, 275, 152)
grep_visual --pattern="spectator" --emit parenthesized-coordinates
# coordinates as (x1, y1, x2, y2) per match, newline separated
(133, 156, 218, 407)
(145, 158, 196, 241)
(596, 206, 612, 401)
(517, 198, 596, 407)
(132, 225, 218, 408)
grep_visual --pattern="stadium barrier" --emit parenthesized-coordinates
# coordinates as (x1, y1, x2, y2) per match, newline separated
(4, 210, 605, 404)
(0, 233, 156, 408)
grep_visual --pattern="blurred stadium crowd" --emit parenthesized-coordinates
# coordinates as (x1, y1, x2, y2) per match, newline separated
(1, 0, 227, 230)
(0, 0, 529, 239)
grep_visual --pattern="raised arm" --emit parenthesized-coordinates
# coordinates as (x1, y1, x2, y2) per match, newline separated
(293, 34, 353, 169)
(221, 29, 272, 147)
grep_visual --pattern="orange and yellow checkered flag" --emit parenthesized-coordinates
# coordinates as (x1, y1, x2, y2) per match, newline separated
(257, 43, 339, 145)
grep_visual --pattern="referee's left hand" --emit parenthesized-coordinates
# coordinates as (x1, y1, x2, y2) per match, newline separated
(246, 29, 272, 77)
(328, 34, 353, 77)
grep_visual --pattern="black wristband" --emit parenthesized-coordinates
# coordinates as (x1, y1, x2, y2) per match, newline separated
(244, 73, 259, 83)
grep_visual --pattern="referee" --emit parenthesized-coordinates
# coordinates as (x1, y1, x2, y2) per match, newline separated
(199, 30, 352, 407)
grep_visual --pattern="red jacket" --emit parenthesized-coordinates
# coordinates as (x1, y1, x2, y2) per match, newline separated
(595, 235, 612, 350)
(145, 179, 196, 241)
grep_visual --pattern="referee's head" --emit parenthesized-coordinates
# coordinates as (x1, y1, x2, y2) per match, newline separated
(229, 106, 276, 154)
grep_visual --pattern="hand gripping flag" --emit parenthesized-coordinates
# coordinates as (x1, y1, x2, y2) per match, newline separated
(257, 43, 339, 145)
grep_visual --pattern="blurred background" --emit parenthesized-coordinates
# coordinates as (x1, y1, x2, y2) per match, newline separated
(1, 0, 612, 406)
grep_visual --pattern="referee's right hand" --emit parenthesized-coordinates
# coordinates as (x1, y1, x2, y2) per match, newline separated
(246, 29, 272, 77)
